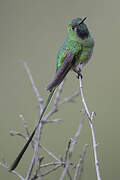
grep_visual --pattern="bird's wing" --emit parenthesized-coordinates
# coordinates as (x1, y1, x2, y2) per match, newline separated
(46, 51, 75, 91)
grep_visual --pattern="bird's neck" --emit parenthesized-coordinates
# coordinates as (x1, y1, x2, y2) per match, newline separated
(68, 35, 94, 48)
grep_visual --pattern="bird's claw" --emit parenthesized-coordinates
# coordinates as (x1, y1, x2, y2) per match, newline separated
(77, 68, 82, 79)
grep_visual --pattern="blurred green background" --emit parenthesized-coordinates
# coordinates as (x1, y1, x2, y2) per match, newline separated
(0, 0, 120, 179)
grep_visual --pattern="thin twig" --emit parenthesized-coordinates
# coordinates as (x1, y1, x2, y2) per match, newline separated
(64, 138, 72, 162)
(74, 144, 89, 180)
(40, 161, 60, 168)
(31, 164, 61, 180)
(66, 169, 72, 180)
(26, 153, 35, 180)
(60, 109, 85, 180)
(68, 109, 85, 157)
(33, 83, 64, 169)
(26, 81, 65, 179)
(43, 81, 64, 121)
(41, 119, 63, 124)
(40, 144, 61, 162)
(58, 91, 80, 105)
(22, 62, 44, 179)
(19, 114, 30, 137)
(54, 81, 64, 107)
(79, 77, 101, 180)
(37, 81, 64, 161)
(9, 130, 27, 140)
(19, 114, 35, 149)
(22, 61, 44, 177)
(0, 162, 25, 180)
(22, 61, 43, 113)
(22, 63, 65, 180)
(33, 156, 44, 180)
(41, 164, 61, 177)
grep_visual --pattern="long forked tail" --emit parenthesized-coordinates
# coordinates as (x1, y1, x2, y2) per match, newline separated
(9, 88, 55, 171)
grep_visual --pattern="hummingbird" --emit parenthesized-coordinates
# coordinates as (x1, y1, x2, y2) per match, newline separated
(9, 17, 94, 171)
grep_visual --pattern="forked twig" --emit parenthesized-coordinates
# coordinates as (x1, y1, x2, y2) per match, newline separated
(60, 109, 85, 180)
(74, 144, 89, 180)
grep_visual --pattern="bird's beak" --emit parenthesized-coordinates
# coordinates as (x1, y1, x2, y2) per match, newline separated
(78, 17, 87, 25)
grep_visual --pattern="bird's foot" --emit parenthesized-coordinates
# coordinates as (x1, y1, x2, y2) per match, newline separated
(77, 68, 82, 79)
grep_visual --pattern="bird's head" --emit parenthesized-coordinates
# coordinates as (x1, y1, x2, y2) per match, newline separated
(68, 17, 89, 41)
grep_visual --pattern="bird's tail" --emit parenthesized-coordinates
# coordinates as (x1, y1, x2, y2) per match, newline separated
(9, 88, 55, 171)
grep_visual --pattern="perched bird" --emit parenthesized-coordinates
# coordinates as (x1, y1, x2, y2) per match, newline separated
(9, 17, 94, 171)
(46, 17, 94, 90)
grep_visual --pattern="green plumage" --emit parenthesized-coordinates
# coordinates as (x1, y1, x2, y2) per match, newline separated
(56, 38, 82, 70)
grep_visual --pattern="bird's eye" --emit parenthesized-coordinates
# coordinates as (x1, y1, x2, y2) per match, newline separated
(72, 26, 75, 30)
(72, 26, 77, 31)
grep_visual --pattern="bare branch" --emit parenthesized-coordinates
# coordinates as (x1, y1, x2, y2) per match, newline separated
(22, 61, 43, 113)
(21, 61, 44, 179)
(68, 109, 85, 157)
(41, 164, 61, 177)
(79, 77, 101, 180)
(64, 138, 72, 162)
(40, 161, 60, 168)
(59, 91, 80, 105)
(74, 144, 89, 180)
(26, 154, 35, 180)
(54, 81, 64, 107)
(43, 81, 64, 121)
(33, 156, 44, 180)
(43, 82, 80, 123)
(2, 61, 102, 180)
(41, 119, 63, 124)
(25, 79, 64, 180)
(19, 114, 30, 137)
(19, 114, 35, 150)
(66, 169, 72, 180)
(9, 130, 27, 140)
(40, 144, 61, 162)
(31, 165, 61, 180)
(60, 109, 85, 180)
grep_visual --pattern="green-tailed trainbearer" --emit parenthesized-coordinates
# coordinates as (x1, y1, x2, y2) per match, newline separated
(9, 17, 94, 171)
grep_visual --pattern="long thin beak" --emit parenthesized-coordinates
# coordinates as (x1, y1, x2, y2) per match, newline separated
(79, 17, 87, 24)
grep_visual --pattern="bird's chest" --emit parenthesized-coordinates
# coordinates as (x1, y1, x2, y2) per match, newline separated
(75, 46, 93, 68)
